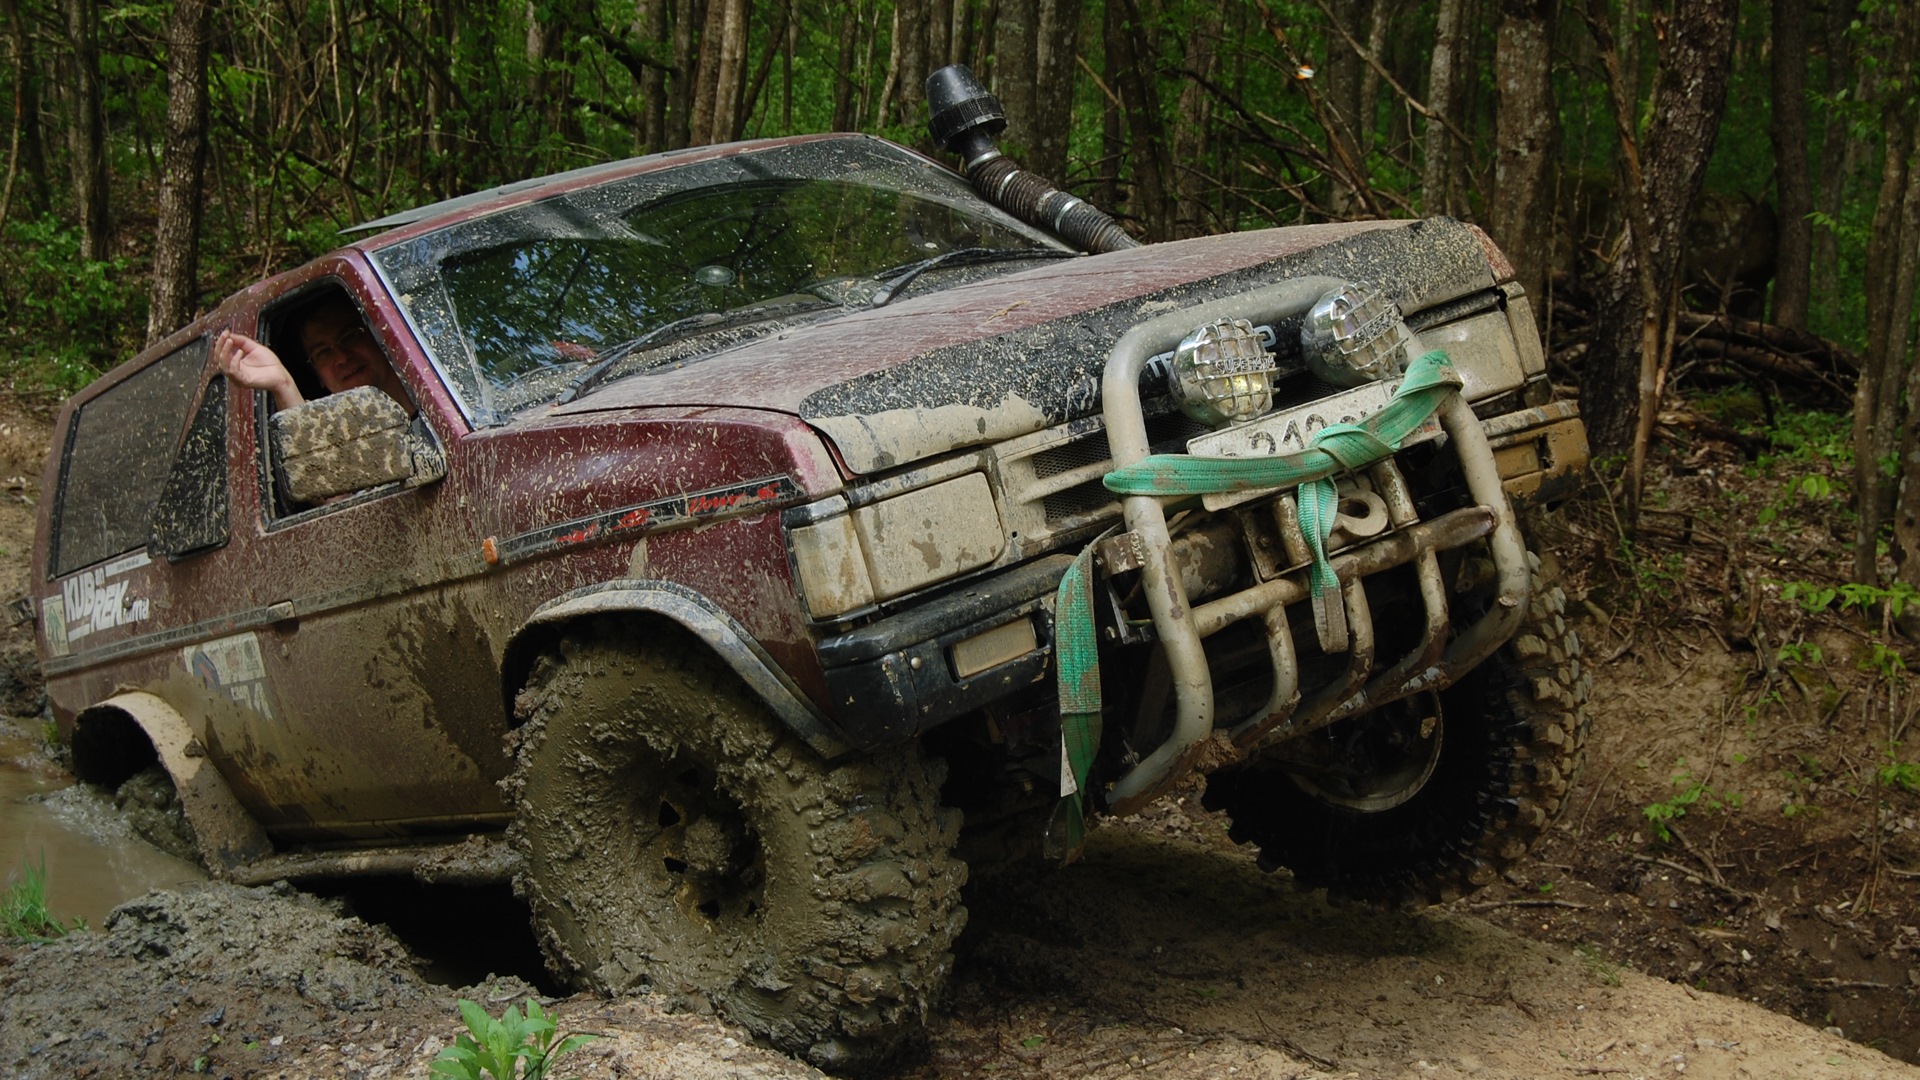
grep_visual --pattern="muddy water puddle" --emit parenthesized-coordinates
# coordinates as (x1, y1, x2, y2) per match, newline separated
(0, 722, 204, 926)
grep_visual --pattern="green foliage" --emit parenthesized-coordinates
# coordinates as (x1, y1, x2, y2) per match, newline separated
(1754, 407, 1854, 470)
(1777, 579, 1920, 619)
(1643, 761, 1739, 842)
(2, 856, 77, 942)
(1619, 540, 1686, 599)
(430, 998, 595, 1080)
(0, 216, 145, 394)
(1775, 642, 1823, 666)
(1576, 942, 1622, 987)
(1878, 751, 1919, 794)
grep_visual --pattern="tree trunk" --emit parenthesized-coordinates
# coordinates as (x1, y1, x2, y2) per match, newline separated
(1172, 2, 1219, 237)
(1357, 0, 1389, 155)
(1885, 149, 1920, 588)
(1490, 0, 1557, 315)
(1108, 0, 1173, 238)
(147, 0, 214, 345)
(1858, 0, 1919, 584)
(710, 0, 749, 142)
(669, 0, 701, 148)
(1320, 0, 1368, 217)
(1770, 0, 1811, 329)
(1423, 0, 1466, 214)
(637, 0, 670, 152)
(993, 0, 1038, 156)
(896, 0, 929, 133)
(1029, 0, 1081, 183)
(61, 0, 110, 260)
(1579, 0, 1740, 465)
(1812, 0, 1861, 307)
(928, 0, 952, 69)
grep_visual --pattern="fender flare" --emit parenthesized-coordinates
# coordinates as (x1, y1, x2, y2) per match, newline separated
(502, 578, 849, 759)
(72, 692, 274, 878)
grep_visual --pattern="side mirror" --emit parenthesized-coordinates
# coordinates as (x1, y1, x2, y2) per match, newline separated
(269, 386, 446, 504)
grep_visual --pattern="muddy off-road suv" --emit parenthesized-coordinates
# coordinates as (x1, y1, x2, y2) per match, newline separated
(34, 71, 1588, 1068)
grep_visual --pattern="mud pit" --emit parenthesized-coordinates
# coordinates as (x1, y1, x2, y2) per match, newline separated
(3, 391, 1919, 1078)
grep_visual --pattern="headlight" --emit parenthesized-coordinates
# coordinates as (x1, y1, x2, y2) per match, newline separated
(1167, 318, 1275, 427)
(790, 474, 1006, 618)
(1300, 282, 1410, 387)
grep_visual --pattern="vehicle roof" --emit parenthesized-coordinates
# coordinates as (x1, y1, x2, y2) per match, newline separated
(341, 133, 900, 250)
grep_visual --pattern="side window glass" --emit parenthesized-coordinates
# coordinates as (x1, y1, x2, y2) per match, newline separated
(51, 339, 207, 577)
(148, 377, 230, 559)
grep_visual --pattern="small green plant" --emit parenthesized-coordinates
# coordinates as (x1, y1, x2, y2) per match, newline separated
(1777, 578, 1920, 619)
(1643, 761, 1738, 842)
(1859, 641, 1908, 678)
(1878, 751, 1919, 794)
(1775, 642, 1823, 666)
(1576, 942, 1622, 987)
(430, 998, 596, 1080)
(2, 857, 75, 942)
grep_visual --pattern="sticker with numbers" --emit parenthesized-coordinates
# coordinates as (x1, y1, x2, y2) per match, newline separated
(183, 633, 275, 720)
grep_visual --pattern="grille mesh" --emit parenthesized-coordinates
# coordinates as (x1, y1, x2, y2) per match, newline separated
(1035, 411, 1210, 523)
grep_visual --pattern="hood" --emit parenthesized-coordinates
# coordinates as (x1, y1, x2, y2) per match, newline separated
(552, 217, 1495, 474)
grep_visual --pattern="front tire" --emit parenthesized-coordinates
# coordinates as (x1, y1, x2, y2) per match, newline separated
(1203, 555, 1589, 905)
(505, 623, 967, 1070)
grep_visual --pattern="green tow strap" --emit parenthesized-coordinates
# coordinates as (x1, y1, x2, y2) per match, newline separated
(1049, 540, 1104, 859)
(1048, 350, 1461, 857)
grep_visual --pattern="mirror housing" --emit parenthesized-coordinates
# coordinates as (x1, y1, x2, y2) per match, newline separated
(269, 386, 446, 503)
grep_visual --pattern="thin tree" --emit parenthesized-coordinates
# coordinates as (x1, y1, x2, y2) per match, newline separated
(148, 0, 216, 344)
(62, 0, 110, 260)
(1577, 0, 1740, 522)
(1856, 0, 1920, 585)
(1770, 0, 1811, 329)
(1490, 0, 1557, 317)
(1423, 0, 1467, 214)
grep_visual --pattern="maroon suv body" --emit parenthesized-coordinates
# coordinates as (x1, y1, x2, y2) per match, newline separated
(33, 131, 1589, 1067)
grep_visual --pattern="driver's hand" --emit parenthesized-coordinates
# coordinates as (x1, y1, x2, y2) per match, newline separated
(215, 330, 304, 410)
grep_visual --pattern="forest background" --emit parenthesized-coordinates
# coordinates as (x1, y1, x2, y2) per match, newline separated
(1, 0, 1919, 589)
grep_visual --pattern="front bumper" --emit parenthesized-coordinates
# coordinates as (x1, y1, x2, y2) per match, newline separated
(817, 554, 1068, 748)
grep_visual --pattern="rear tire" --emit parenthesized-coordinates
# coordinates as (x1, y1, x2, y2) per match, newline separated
(505, 624, 967, 1071)
(1203, 554, 1588, 905)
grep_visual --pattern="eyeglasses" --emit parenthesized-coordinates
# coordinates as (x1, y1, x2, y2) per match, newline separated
(308, 326, 375, 368)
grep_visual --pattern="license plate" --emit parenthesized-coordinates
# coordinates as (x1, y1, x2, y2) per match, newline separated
(1185, 378, 1444, 511)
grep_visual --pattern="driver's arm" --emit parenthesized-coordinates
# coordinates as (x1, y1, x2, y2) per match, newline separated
(214, 329, 305, 412)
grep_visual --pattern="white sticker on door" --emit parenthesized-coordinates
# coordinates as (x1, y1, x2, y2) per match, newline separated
(183, 633, 275, 720)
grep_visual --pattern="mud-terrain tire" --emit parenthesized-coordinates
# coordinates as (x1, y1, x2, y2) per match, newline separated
(505, 624, 968, 1071)
(1202, 554, 1589, 906)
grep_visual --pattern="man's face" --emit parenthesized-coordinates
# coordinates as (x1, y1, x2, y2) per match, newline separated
(301, 301, 407, 403)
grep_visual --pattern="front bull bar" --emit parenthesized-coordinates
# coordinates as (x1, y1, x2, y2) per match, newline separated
(1096, 278, 1532, 814)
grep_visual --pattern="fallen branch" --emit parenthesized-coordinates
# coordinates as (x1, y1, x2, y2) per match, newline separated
(1468, 898, 1593, 911)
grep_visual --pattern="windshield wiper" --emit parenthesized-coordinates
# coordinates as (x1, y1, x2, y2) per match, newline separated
(866, 247, 1078, 307)
(556, 295, 841, 405)
(556, 311, 727, 405)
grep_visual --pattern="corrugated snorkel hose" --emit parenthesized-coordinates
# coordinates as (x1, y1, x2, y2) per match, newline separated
(925, 65, 1139, 254)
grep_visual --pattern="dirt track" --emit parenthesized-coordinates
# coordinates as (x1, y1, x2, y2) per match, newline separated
(3, 801, 1916, 1079)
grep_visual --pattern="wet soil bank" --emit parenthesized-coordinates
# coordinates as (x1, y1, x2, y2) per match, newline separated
(5, 821, 1918, 1079)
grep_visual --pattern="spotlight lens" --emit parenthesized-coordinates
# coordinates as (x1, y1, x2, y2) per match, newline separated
(1301, 283, 1410, 387)
(1168, 318, 1276, 427)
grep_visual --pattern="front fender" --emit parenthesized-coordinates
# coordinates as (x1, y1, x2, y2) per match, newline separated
(502, 578, 848, 759)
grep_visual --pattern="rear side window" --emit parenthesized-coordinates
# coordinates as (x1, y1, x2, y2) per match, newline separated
(51, 340, 208, 576)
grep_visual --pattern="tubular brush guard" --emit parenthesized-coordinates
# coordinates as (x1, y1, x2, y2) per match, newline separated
(1067, 279, 1534, 816)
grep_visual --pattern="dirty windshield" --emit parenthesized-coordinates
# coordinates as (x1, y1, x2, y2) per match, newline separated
(370, 138, 1064, 424)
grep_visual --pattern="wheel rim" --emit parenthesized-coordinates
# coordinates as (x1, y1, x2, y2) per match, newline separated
(637, 754, 764, 931)
(1288, 695, 1445, 812)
